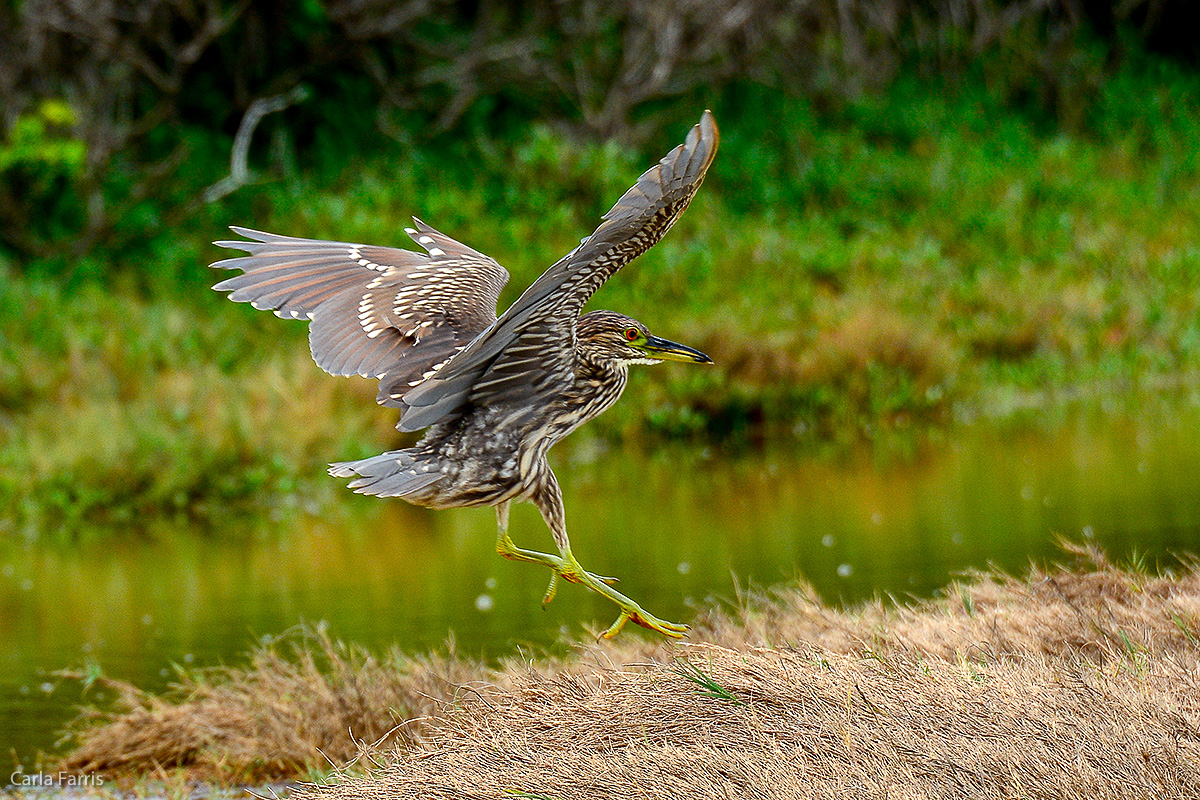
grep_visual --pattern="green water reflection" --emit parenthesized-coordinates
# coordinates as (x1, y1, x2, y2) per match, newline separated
(5, 398, 1200, 763)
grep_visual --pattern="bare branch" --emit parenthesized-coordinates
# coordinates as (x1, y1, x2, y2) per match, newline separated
(203, 85, 309, 204)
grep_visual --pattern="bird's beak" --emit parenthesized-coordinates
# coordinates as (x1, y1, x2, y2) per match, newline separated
(642, 334, 713, 364)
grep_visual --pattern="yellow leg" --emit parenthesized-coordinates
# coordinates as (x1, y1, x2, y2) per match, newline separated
(509, 471, 691, 640)
(554, 547, 689, 639)
(494, 503, 616, 605)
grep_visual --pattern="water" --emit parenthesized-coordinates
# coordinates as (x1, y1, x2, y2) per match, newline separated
(4, 397, 1200, 764)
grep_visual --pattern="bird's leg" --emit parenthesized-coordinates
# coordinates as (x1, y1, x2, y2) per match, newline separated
(494, 501, 616, 603)
(532, 471, 689, 639)
(494, 501, 562, 570)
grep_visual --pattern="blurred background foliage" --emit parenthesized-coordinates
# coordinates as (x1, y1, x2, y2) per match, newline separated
(2, 0, 1200, 537)
(4, 0, 1193, 274)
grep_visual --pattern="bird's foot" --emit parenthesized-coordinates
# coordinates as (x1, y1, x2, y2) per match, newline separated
(600, 606, 690, 640)
(560, 552, 689, 640)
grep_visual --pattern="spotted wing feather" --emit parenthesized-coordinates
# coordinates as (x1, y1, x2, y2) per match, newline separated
(211, 220, 509, 406)
(397, 110, 719, 431)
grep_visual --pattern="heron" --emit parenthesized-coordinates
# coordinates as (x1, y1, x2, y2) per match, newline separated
(211, 111, 718, 638)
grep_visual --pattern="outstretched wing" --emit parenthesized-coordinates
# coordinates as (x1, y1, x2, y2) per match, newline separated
(397, 110, 719, 431)
(211, 219, 509, 406)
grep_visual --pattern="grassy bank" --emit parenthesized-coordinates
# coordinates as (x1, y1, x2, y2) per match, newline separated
(4, 64, 1200, 538)
(56, 546, 1200, 797)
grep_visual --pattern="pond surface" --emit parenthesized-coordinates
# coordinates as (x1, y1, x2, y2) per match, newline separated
(4, 395, 1200, 764)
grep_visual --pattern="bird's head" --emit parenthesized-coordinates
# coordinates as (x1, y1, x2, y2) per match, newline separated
(577, 310, 712, 368)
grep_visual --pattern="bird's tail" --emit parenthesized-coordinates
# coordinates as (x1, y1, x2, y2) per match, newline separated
(328, 449, 443, 498)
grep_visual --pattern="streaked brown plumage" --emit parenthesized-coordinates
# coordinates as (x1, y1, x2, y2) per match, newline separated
(212, 111, 719, 637)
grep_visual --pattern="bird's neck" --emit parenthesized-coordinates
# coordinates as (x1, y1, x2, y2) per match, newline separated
(569, 354, 629, 424)
(516, 355, 627, 463)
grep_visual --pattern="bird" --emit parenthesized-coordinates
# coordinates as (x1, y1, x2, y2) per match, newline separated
(210, 111, 718, 638)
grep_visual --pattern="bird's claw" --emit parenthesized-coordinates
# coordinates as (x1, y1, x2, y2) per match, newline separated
(542, 572, 559, 606)
(600, 608, 689, 640)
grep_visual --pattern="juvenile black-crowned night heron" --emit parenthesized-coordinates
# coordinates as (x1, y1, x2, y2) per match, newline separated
(211, 111, 718, 638)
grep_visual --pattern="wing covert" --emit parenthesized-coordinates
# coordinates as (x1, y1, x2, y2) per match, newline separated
(211, 221, 509, 407)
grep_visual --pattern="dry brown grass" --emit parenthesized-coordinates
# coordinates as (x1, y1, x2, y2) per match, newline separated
(61, 547, 1200, 797)
(58, 629, 490, 781)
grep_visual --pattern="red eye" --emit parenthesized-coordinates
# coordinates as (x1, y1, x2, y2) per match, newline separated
(625, 328, 639, 341)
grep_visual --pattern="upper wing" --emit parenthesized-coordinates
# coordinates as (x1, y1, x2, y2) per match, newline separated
(211, 219, 509, 406)
(396, 110, 719, 432)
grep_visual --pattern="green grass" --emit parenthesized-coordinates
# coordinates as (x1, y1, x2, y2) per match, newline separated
(672, 657, 743, 705)
(4, 63, 1200, 540)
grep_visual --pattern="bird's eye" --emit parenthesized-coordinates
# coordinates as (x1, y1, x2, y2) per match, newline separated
(624, 328, 639, 342)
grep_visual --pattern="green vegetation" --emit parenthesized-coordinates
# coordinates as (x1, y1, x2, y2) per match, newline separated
(4, 59, 1200, 540)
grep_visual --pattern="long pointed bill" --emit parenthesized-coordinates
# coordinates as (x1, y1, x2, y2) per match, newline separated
(642, 334, 713, 364)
